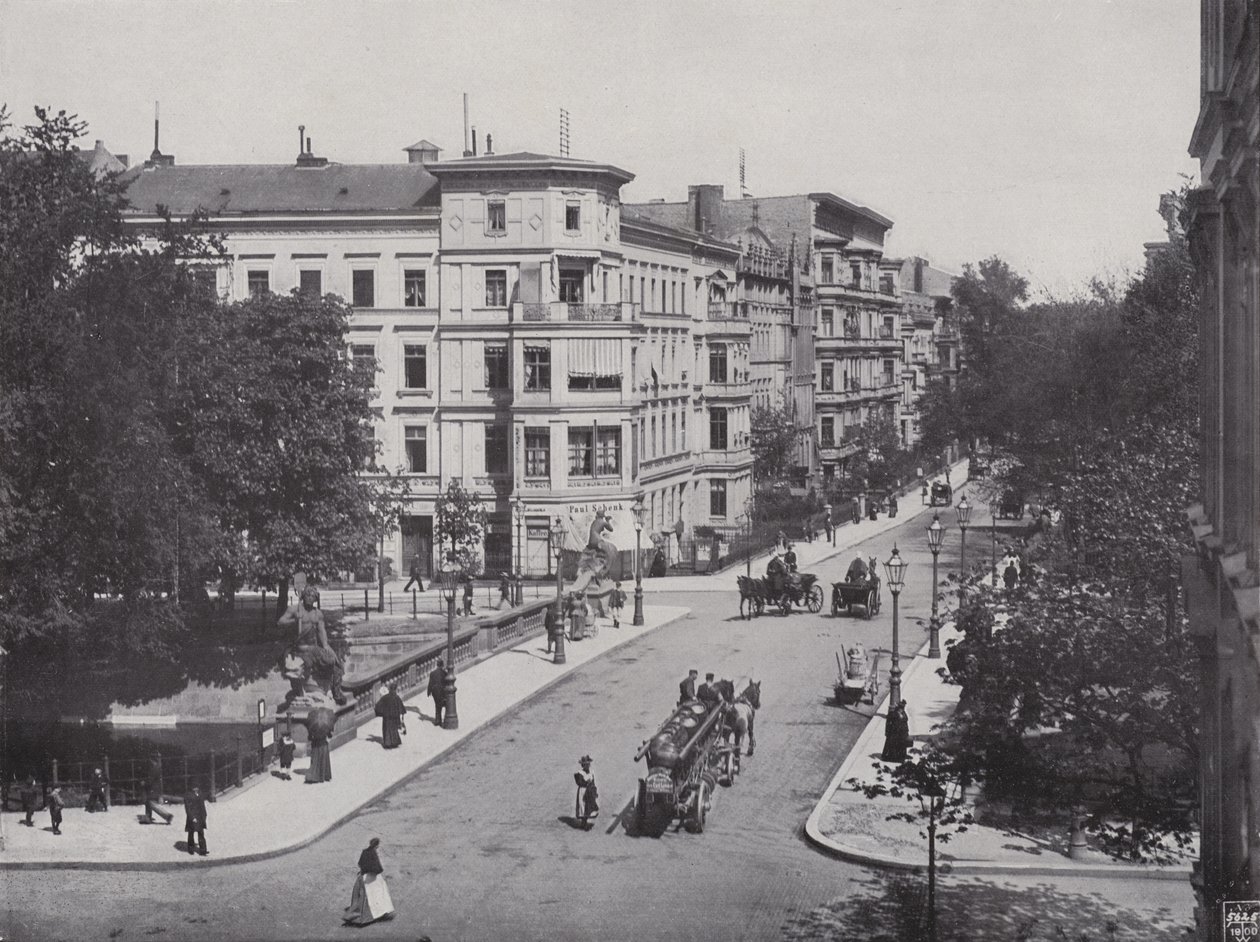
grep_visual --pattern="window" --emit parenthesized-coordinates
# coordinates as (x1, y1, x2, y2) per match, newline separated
(651, 278, 657, 311)
(485, 424, 509, 474)
(352, 269, 375, 307)
(484, 343, 509, 389)
(247, 269, 269, 298)
(485, 269, 508, 307)
(404, 270, 426, 307)
(524, 345, 551, 390)
(403, 344, 427, 389)
(820, 361, 834, 392)
(565, 201, 581, 231)
(881, 316, 896, 339)
(558, 269, 584, 303)
(850, 261, 862, 286)
(710, 479, 728, 518)
(404, 426, 427, 473)
(882, 358, 896, 384)
(525, 428, 550, 477)
(708, 344, 728, 384)
(596, 428, 621, 476)
(649, 416, 656, 458)
(821, 307, 834, 337)
(821, 416, 835, 447)
(190, 268, 217, 297)
(671, 414, 677, 453)
(298, 269, 322, 297)
(487, 200, 506, 234)
(820, 257, 833, 284)
(568, 428, 594, 477)
(709, 407, 728, 450)
(880, 275, 895, 295)
(680, 408, 686, 449)
(350, 343, 376, 378)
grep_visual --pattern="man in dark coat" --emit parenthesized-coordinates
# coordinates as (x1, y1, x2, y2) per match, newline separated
(678, 669, 698, 704)
(184, 786, 208, 856)
(374, 683, 407, 749)
(142, 753, 173, 824)
(783, 544, 798, 573)
(86, 767, 109, 812)
(462, 576, 474, 616)
(19, 775, 39, 827)
(881, 700, 912, 763)
(697, 673, 722, 711)
(427, 659, 446, 726)
(845, 555, 869, 584)
(402, 556, 424, 593)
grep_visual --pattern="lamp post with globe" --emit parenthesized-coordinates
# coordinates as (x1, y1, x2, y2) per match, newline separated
(438, 556, 462, 730)
(550, 517, 567, 665)
(511, 496, 525, 605)
(631, 495, 646, 626)
(926, 513, 945, 658)
(956, 496, 971, 601)
(884, 545, 907, 706)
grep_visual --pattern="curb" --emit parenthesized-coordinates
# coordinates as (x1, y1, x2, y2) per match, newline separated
(802, 632, 1195, 882)
(1, 607, 691, 872)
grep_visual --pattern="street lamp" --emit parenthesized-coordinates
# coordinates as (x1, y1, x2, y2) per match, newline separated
(926, 513, 945, 658)
(884, 545, 907, 707)
(631, 495, 646, 626)
(512, 496, 525, 606)
(438, 557, 462, 730)
(550, 517, 567, 665)
(956, 496, 971, 599)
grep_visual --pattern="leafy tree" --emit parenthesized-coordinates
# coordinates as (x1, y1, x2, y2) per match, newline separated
(750, 404, 798, 484)
(434, 479, 488, 577)
(847, 409, 907, 496)
(850, 745, 974, 942)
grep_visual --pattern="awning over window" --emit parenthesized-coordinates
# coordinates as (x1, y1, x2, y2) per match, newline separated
(555, 250, 601, 261)
(569, 337, 620, 377)
(524, 340, 551, 352)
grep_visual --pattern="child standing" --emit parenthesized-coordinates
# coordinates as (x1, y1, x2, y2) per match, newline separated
(278, 732, 296, 780)
(610, 582, 626, 629)
(48, 786, 64, 835)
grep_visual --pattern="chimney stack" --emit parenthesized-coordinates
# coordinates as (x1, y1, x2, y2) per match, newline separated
(298, 125, 305, 157)
(472, 127, 478, 156)
(463, 93, 472, 157)
(296, 129, 328, 168)
(485, 132, 493, 155)
(147, 101, 174, 167)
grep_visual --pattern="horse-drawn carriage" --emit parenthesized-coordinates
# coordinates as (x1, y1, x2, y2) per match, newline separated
(993, 491, 1025, 520)
(929, 481, 953, 507)
(831, 577, 881, 618)
(736, 572, 824, 617)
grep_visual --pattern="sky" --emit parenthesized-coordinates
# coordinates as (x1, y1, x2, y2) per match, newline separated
(0, 0, 1200, 295)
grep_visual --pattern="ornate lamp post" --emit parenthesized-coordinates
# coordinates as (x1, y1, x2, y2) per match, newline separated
(926, 513, 945, 658)
(512, 496, 525, 606)
(438, 557, 462, 729)
(884, 545, 908, 707)
(631, 495, 646, 626)
(550, 516, 567, 665)
(956, 496, 971, 600)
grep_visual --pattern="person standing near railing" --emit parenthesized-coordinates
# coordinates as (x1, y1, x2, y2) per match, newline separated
(183, 785, 208, 856)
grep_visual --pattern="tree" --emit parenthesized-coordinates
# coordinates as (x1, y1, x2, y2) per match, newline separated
(750, 404, 798, 484)
(850, 745, 974, 942)
(847, 409, 907, 496)
(366, 467, 415, 612)
(434, 479, 488, 577)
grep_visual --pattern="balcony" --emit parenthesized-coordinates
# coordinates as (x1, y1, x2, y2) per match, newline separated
(707, 301, 747, 321)
(878, 325, 896, 340)
(695, 448, 752, 469)
(512, 301, 638, 323)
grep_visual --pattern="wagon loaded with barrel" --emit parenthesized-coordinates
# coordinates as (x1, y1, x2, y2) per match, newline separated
(634, 700, 735, 833)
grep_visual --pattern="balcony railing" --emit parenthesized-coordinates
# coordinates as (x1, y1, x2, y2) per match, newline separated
(513, 301, 638, 323)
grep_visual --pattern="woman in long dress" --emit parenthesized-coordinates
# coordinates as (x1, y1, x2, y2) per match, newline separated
(305, 706, 335, 784)
(344, 838, 395, 926)
(374, 684, 406, 750)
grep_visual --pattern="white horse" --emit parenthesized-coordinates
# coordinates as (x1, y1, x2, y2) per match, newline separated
(726, 677, 761, 757)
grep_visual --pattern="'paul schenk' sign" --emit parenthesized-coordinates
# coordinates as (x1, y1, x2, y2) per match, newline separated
(1224, 901, 1260, 941)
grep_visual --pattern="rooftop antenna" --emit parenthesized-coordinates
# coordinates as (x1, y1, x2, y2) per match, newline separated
(559, 107, 570, 158)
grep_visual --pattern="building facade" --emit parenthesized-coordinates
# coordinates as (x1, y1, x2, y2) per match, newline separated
(897, 256, 958, 447)
(1185, 2, 1260, 939)
(122, 140, 752, 579)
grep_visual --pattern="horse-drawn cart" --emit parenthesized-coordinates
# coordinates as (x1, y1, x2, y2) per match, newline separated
(834, 645, 881, 705)
(767, 572, 825, 615)
(831, 579, 881, 618)
(635, 701, 730, 833)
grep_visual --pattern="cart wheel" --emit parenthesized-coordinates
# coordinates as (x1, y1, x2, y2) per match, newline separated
(691, 781, 708, 833)
(807, 584, 824, 613)
(723, 750, 736, 784)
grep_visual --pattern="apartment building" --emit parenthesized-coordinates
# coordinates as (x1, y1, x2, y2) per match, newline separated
(1185, 1, 1260, 938)
(897, 256, 958, 447)
(121, 137, 751, 579)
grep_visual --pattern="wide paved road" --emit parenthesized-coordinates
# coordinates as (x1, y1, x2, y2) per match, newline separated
(0, 505, 1192, 940)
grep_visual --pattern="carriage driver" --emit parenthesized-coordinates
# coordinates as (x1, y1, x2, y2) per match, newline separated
(845, 554, 869, 584)
(766, 552, 788, 598)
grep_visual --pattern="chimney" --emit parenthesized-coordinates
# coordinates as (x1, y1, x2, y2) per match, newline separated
(472, 127, 478, 156)
(687, 184, 724, 235)
(485, 132, 493, 155)
(298, 125, 305, 158)
(463, 93, 471, 157)
(147, 101, 175, 167)
(296, 130, 328, 168)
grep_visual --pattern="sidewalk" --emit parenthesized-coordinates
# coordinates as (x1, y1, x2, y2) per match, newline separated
(0, 605, 688, 870)
(803, 617, 1197, 881)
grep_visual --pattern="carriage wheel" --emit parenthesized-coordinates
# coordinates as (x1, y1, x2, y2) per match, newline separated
(722, 750, 736, 785)
(691, 781, 708, 833)
(807, 584, 824, 613)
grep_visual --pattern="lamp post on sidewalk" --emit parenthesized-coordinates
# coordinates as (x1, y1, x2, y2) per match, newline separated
(884, 545, 907, 707)
(926, 513, 945, 658)
(512, 496, 525, 605)
(631, 495, 645, 626)
(438, 557, 461, 730)
(955, 496, 971, 601)
(550, 517, 566, 665)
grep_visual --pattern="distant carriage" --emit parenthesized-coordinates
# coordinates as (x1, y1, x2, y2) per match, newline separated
(831, 578, 881, 619)
(929, 482, 953, 507)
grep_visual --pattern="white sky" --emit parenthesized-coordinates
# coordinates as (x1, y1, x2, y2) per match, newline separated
(0, 0, 1200, 295)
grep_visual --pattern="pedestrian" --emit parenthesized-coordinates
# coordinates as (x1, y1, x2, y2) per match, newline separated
(402, 556, 424, 593)
(86, 767, 109, 813)
(825, 514, 834, 544)
(374, 683, 407, 749)
(851, 496, 861, 525)
(679, 668, 698, 704)
(545, 604, 559, 654)
(427, 658, 446, 726)
(783, 543, 798, 573)
(142, 753, 173, 825)
(278, 732, 296, 780)
(19, 775, 39, 827)
(1003, 560, 1019, 589)
(498, 572, 512, 610)
(888, 494, 899, 518)
(47, 786, 64, 835)
(882, 700, 911, 763)
(574, 755, 599, 828)
(183, 785, 208, 856)
(462, 575, 474, 616)
(609, 581, 626, 629)
(344, 837, 395, 926)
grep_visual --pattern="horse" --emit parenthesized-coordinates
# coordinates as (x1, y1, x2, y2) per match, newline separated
(736, 576, 766, 619)
(726, 678, 761, 757)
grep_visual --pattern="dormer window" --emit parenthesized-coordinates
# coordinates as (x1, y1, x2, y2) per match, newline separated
(487, 200, 506, 234)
